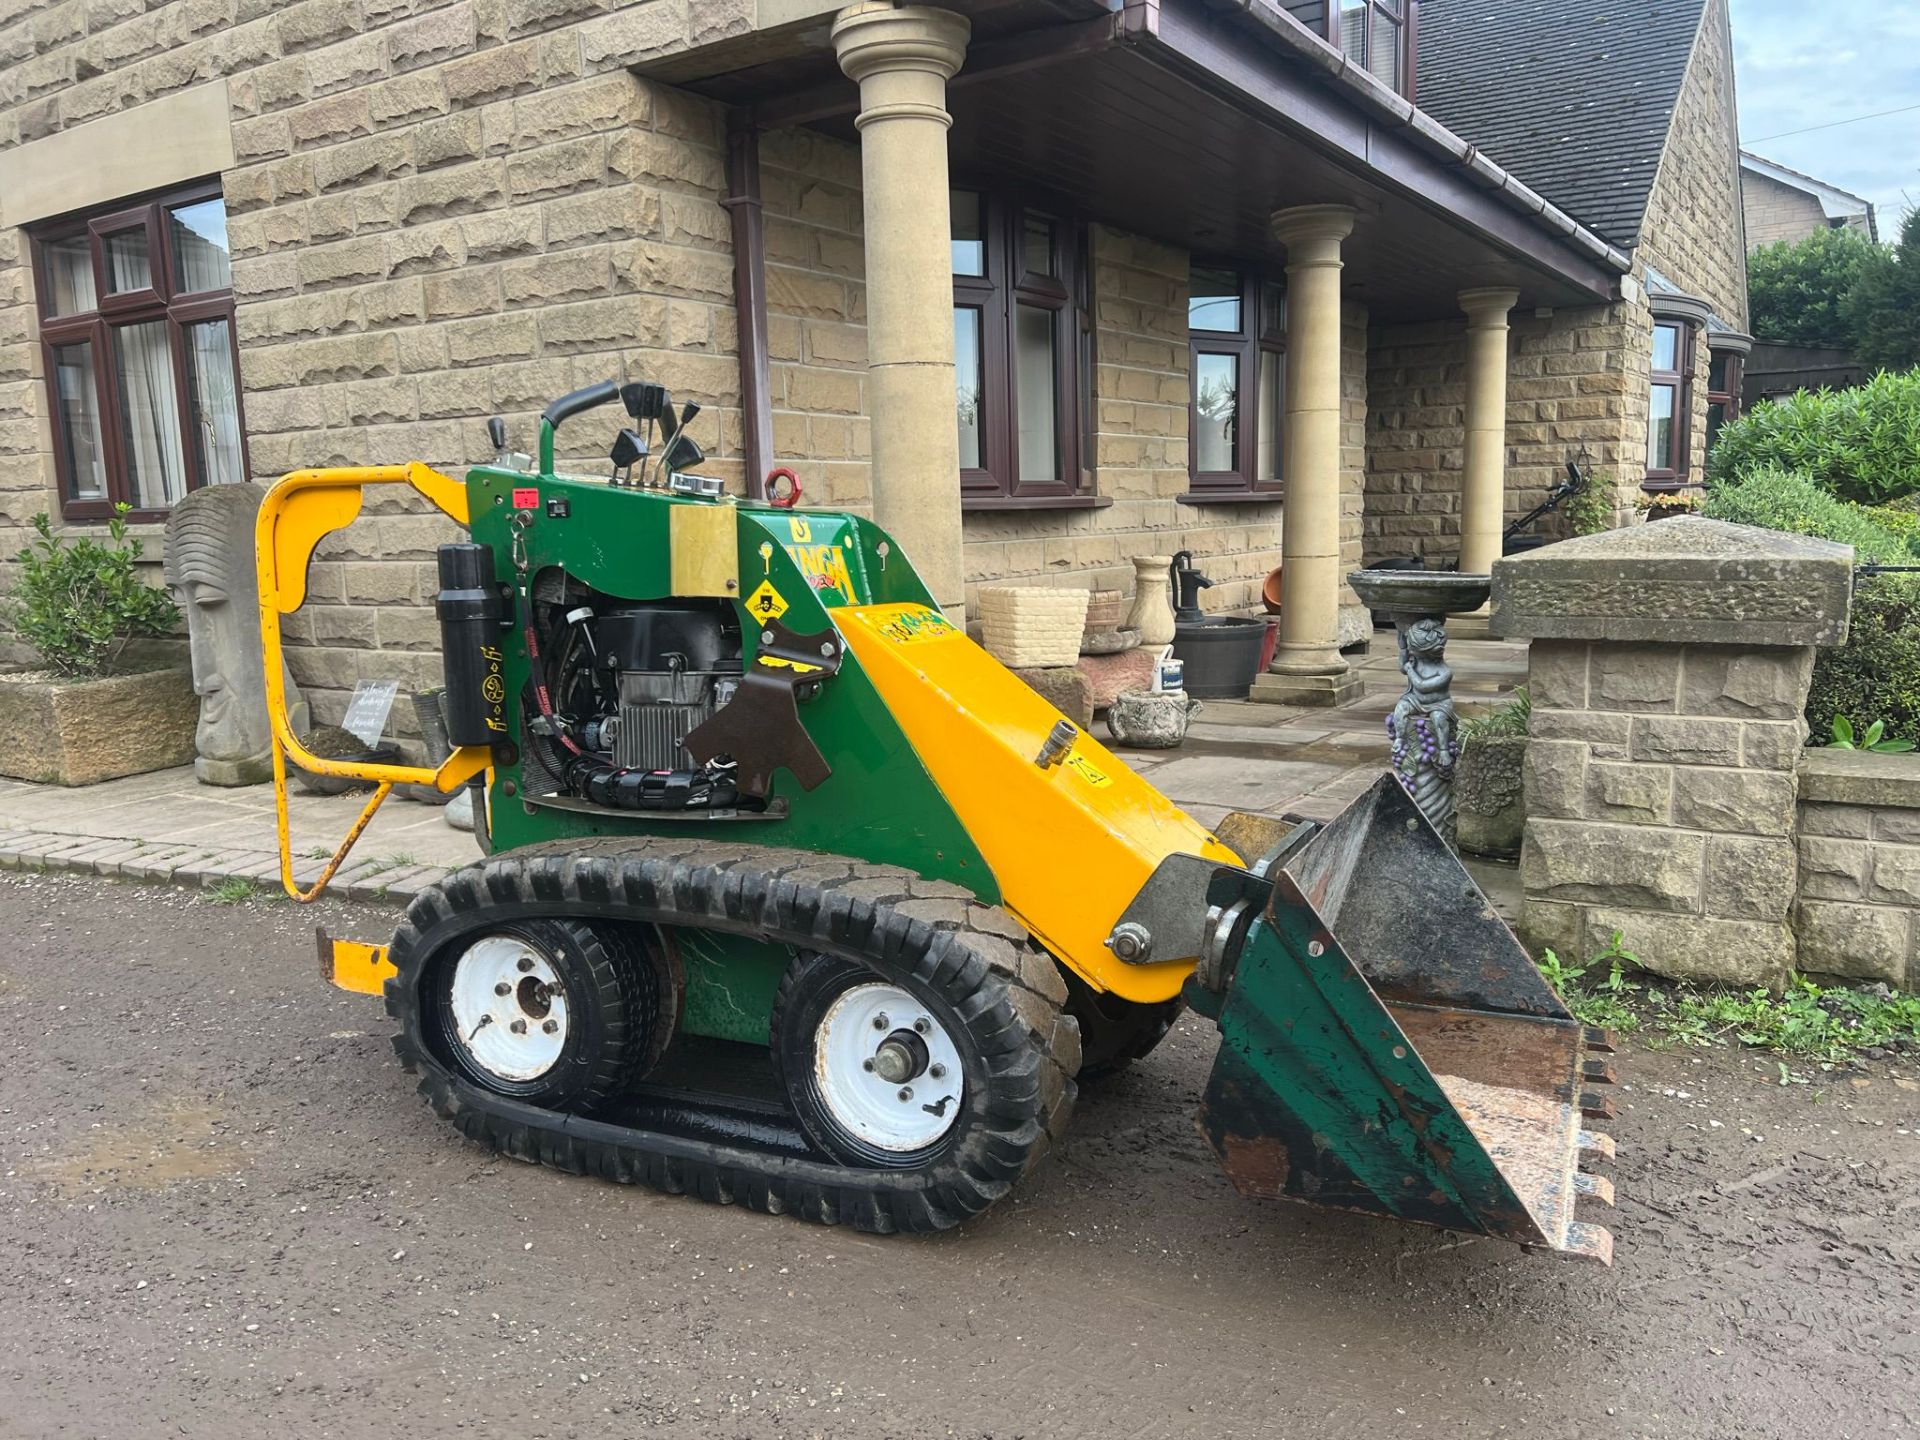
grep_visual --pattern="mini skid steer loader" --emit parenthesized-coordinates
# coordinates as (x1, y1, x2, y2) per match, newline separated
(259, 379, 1617, 1261)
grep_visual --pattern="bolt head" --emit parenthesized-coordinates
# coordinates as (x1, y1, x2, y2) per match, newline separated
(494, 982, 512, 996)
(542, 1019, 559, 1035)
(913, 1017, 930, 1034)
(510, 1019, 528, 1035)
(862, 1059, 875, 1072)
(517, 957, 535, 973)
(929, 1063, 946, 1080)
(897, 1088, 913, 1103)
(872, 1012, 889, 1031)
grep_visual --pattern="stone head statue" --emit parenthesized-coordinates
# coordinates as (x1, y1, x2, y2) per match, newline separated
(165, 484, 305, 786)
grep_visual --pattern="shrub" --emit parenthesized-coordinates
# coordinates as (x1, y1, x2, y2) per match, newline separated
(1699, 466, 1915, 564)
(1747, 226, 1881, 348)
(1806, 574, 1920, 747)
(1706, 369, 1920, 506)
(1845, 207, 1920, 372)
(2, 507, 179, 678)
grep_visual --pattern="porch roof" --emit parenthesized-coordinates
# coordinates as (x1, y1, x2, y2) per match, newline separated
(652, 0, 1629, 322)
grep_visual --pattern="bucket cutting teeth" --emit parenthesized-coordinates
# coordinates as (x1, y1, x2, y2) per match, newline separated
(1578, 1128, 1617, 1162)
(1582, 1056, 1619, 1085)
(1563, 1221, 1615, 1265)
(1574, 1171, 1616, 1205)
(1582, 1026, 1618, 1053)
(1580, 1090, 1618, 1121)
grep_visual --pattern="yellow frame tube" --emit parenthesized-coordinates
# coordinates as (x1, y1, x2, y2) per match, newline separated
(256, 463, 491, 902)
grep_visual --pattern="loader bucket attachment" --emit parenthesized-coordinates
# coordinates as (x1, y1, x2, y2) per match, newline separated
(1195, 775, 1615, 1261)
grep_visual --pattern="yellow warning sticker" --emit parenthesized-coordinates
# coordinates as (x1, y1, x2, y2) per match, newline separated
(745, 579, 788, 624)
(1064, 753, 1113, 789)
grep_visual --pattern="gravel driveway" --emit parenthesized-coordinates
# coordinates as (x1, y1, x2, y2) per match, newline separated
(0, 871, 1914, 1439)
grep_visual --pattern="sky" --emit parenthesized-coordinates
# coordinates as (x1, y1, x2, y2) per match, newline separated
(1730, 0, 1920, 235)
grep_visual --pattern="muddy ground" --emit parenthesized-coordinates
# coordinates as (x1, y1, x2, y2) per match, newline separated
(0, 870, 1914, 1439)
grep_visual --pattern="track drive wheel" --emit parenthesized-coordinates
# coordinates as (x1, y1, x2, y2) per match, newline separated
(422, 918, 671, 1113)
(1061, 967, 1184, 1081)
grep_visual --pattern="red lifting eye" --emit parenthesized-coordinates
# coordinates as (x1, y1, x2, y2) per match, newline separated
(765, 468, 802, 509)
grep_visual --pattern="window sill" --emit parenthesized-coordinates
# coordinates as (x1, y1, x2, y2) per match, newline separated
(1177, 490, 1285, 507)
(961, 494, 1113, 513)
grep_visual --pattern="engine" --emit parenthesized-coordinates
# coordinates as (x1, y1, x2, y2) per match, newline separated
(575, 604, 742, 772)
(521, 577, 747, 811)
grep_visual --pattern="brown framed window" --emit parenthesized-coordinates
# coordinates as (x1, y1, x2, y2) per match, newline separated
(1704, 343, 1745, 455)
(1329, 0, 1416, 99)
(29, 179, 246, 522)
(1645, 319, 1693, 489)
(952, 189, 1088, 506)
(1187, 264, 1285, 497)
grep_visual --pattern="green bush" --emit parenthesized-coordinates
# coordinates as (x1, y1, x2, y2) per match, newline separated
(1703, 469, 1920, 745)
(1845, 207, 1920, 372)
(2, 507, 179, 678)
(1706, 369, 1920, 506)
(1806, 574, 1920, 748)
(1699, 466, 1915, 564)
(1747, 226, 1881, 348)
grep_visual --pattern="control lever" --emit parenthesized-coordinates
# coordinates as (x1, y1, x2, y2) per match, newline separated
(609, 428, 647, 486)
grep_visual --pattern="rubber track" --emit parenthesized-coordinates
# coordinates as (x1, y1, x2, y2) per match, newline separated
(384, 837, 1082, 1234)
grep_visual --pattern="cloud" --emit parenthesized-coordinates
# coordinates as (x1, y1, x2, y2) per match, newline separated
(1732, 0, 1920, 224)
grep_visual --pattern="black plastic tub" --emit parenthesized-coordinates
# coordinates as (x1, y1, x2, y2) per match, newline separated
(1171, 617, 1266, 699)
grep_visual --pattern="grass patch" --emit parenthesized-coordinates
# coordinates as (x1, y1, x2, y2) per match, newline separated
(1538, 932, 1920, 1064)
(206, 876, 257, 905)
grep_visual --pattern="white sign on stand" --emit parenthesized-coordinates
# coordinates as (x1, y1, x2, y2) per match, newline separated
(342, 680, 399, 748)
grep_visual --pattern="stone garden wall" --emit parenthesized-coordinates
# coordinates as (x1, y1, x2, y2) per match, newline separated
(1518, 637, 1806, 984)
(1794, 751, 1920, 988)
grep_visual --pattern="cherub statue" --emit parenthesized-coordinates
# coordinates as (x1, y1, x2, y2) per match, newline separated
(1385, 617, 1460, 842)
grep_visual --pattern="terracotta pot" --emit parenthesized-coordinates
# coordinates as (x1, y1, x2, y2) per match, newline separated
(1261, 566, 1284, 614)
(1083, 589, 1126, 633)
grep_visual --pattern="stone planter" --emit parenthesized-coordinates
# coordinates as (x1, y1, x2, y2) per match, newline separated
(1456, 734, 1528, 859)
(0, 665, 198, 786)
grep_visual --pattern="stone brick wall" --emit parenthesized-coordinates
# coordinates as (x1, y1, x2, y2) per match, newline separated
(958, 226, 1296, 618)
(1634, 0, 1747, 487)
(1519, 638, 1808, 985)
(1742, 169, 1833, 252)
(1794, 752, 1920, 989)
(0, 0, 759, 730)
(1365, 304, 1639, 566)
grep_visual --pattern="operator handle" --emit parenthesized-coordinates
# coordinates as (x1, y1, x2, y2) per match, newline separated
(541, 379, 621, 431)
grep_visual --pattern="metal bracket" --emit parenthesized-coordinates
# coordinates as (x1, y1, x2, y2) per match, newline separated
(683, 618, 844, 798)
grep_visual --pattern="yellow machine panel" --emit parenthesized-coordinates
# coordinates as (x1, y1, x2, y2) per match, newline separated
(835, 603, 1242, 1004)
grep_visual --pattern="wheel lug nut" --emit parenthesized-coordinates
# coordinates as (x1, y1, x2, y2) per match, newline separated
(914, 1017, 930, 1034)
(517, 957, 535, 973)
(494, 982, 511, 996)
(542, 1019, 558, 1034)
(929, 1064, 946, 1079)
(897, 1087, 913, 1102)
(862, 1059, 875, 1072)
(510, 1019, 528, 1035)
(872, 1012, 889, 1031)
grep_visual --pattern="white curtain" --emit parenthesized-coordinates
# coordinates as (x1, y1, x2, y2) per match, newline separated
(187, 321, 243, 487)
(114, 321, 185, 507)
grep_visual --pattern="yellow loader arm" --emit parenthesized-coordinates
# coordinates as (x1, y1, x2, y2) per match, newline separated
(255, 463, 492, 903)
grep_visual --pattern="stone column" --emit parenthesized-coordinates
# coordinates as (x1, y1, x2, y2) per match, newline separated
(831, 3, 970, 621)
(1456, 287, 1519, 590)
(1253, 204, 1362, 707)
(1495, 517, 1853, 988)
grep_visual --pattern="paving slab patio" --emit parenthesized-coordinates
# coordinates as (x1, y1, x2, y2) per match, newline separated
(0, 632, 1528, 908)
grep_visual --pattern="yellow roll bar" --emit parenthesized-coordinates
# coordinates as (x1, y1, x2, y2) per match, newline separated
(255, 464, 492, 902)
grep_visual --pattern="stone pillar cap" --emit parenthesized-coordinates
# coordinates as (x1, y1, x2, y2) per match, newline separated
(1491, 516, 1854, 647)
(832, 4, 970, 82)
(1458, 286, 1521, 316)
(1270, 203, 1358, 245)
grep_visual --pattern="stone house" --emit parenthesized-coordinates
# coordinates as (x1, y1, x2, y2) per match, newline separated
(1741, 150, 1879, 251)
(0, 0, 1749, 738)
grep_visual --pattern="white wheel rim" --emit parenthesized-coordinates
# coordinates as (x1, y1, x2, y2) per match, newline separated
(447, 935, 570, 1083)
(814, 982, 965, 1153)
